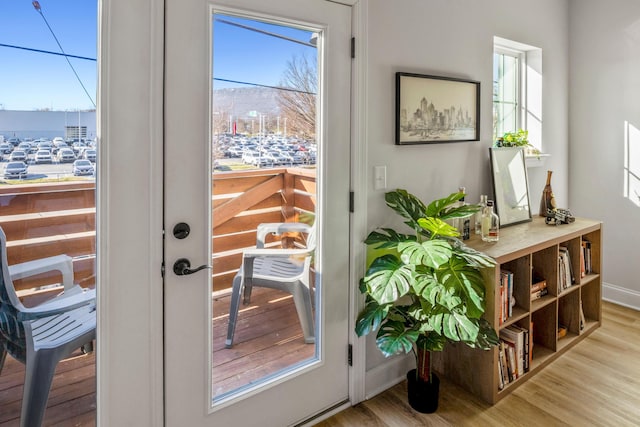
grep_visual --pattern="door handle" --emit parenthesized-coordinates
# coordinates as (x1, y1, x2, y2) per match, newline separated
(173, 258, 211, 276)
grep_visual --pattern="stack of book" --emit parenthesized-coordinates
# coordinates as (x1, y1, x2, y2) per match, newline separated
(497, 324, 531, 390)
(558, 246, 575, 292)
(531, 274, 548, 301)
(499, 270, 514, 325)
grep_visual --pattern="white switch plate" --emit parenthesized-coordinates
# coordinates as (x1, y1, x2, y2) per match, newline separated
(374, 165, 387, 190)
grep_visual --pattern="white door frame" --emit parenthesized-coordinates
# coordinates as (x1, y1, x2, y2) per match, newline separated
(97, 0, 367, 425)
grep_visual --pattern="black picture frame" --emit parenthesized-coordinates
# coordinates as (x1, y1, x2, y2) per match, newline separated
(395, 72, 480, 145)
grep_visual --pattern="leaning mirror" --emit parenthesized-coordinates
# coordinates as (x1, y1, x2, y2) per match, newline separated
(489, 147, 532, 227)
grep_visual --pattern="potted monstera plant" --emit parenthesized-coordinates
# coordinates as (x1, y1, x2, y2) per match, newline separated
(355, 189, 499, 413)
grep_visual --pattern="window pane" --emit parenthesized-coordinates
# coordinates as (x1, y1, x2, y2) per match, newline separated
(493, 52, 518, 138)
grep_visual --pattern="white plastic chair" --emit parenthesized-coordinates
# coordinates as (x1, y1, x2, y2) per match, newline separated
(0, 226, 96, 427)
(225, 222, 315, 348)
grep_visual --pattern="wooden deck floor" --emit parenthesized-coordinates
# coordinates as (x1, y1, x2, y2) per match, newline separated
(0, 287, 312, 426)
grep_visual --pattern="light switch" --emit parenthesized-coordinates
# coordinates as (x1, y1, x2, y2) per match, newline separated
(374, 165, 387, 190)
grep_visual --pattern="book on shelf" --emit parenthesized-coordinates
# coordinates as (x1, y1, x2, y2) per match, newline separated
(529, 321, 534, 366)
(505, 342, 516, 382)
(500, 326, 526, 379)
(580, 300, 586, 330)
(531, 287, 549, 301)
(500, 270, 514, 324)
(498, 341, 509, 387)
(558, 246, 575, 292)
(497, 345, 505, 390)
(581, 239, 592, 274)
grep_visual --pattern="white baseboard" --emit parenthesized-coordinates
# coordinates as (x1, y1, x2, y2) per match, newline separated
(602, 281, 640, 311)
(364, 354, 414, 400)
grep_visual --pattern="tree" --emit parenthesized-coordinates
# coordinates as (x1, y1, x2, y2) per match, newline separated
(277, 54, 317, 139)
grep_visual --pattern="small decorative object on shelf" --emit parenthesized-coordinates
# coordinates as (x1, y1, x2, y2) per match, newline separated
(481, 200, 500, 242)
(545, 208, 575, 225)
(539, 170, 557, 216)
(458, 187, 471, 241)
(475, 194, 488, 235)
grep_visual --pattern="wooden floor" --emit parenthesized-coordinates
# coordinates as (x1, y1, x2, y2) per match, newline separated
(318, 301, 640, 427)
(1, 301, 638, 426)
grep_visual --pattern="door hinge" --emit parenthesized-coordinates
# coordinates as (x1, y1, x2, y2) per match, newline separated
(348, 344, 353, 366)
(349, 191, 354, 213)
(351, 37, 355, 59)
(161, 262, 165, 278)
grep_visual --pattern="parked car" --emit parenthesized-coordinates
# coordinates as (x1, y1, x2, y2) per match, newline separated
(242, 150, 272, 168)
(3, 161, 28, 179)
(262, 151, 285, 165)
(83, 149, 97, 162)
(72, 141, 87, 156)
(72, 159, 94, 176)
(9, 150, 27, 162)
(34, 149, 53, 164)
(57, 148, 76, 163)
(0, 142, 13, 155)
(17, 142, 34, 153)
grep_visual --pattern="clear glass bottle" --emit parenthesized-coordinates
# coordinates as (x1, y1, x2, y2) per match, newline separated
(459, 187, 470, 240)
(475, 194, 488, 235)
(481, 200, 499, 242)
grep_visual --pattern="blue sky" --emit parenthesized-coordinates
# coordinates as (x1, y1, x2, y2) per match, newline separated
(0, 0, 97, 111)
(0, 2, 314, 111)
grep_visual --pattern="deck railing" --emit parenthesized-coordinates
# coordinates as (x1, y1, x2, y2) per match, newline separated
(0, 167, 316, 297)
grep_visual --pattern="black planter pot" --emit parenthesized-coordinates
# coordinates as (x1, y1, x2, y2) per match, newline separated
(406, 369, 440, 413)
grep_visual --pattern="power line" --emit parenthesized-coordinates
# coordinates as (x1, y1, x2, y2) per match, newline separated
(214, 77, 316, 95)
(215, 18, 316, 48)
(32, 1, 96, 108)
(0, 43, 96, 61)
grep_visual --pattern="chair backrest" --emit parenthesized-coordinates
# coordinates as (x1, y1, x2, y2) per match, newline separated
(0, 226, 21, 310)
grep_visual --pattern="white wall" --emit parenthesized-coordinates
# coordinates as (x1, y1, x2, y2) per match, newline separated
(569, 0, 640, 309)
(362, 0, 570, 394)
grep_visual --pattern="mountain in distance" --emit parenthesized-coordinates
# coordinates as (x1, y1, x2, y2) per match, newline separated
(212, 87, 281, 118)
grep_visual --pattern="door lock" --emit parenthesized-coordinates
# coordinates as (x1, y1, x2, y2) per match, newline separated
(173, 222, 191, 239)
(173, 258, 210, 276)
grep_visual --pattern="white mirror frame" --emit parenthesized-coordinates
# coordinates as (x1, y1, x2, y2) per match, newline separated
(489, 147, 532, 227)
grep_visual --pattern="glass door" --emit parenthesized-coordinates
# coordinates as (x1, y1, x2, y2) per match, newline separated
(164, 1, 352, 425)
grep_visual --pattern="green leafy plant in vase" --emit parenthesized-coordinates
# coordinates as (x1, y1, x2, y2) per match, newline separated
(355, 189, 499, 413)
(496, 128, 540, 157)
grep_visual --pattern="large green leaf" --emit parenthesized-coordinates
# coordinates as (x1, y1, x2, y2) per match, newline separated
(355, 299, 390, 337)
(437, 257, 486, 318)
(425, 191, 464, 217)
(470, 318, 501, 349)
(439, 203, 482, 221)
(443, 311, 480, 342)
(376, 319, 419, 357)
(417, 217, 459, 238)
(363, 254, 413, 305)
(455, 244, 497, 268)
(384, 189, 427, 230)
(364, 228, 417, 249)
(398, 240, 452, 269)
(416, 333, 447, 353)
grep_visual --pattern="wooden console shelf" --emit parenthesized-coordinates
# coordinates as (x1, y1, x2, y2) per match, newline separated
(433, 216, 602, 404)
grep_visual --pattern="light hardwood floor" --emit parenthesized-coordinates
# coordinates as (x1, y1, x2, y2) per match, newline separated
(318, 301, 640, 427)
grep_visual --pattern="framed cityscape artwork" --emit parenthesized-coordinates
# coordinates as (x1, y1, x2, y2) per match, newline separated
(395, 72, 480, 144)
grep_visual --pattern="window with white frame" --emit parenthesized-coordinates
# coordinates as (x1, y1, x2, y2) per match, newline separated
(493, 37, 543, 152)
